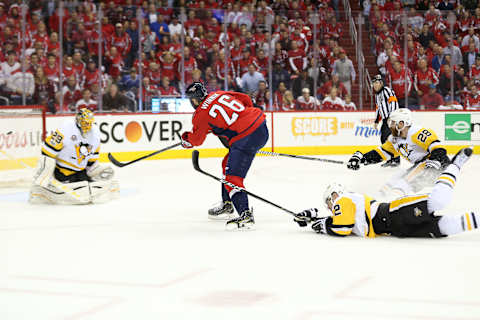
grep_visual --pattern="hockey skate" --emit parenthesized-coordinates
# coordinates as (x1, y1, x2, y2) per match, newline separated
(381, 157, 400, 168)
(208, 201, 236, 220)
(225, 209, 255, 231)
(452, 147, 473, 169)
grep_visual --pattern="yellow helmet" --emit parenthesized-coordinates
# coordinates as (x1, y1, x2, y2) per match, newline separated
(76, 108, 94, 136)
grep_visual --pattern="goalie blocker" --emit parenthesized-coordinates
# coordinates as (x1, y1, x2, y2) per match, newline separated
(29, 109, 119, 205)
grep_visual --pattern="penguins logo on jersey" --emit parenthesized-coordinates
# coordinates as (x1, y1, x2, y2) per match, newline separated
(398, 143, 413, 158)
(75, 142, 93, 164)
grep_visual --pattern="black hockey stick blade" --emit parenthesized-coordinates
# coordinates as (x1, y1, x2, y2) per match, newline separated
(108, 142, 182, 167)
(192, 150, 300, 217)
(258, 150, 344, 164)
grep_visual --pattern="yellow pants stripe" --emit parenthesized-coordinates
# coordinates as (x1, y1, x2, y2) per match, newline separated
(390, 194, 429, 211)
(465, 213, 473, 231)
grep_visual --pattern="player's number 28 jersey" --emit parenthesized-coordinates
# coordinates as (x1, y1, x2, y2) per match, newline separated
(375, 124, 441, 164)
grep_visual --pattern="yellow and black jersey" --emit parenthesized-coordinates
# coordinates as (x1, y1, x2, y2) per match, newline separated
(326, 192, 377, 237)
(41, 119, 100, 176)
(374, 124, 442, 164)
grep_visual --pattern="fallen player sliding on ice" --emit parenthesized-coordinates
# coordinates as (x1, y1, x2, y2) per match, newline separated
(294, 147, 478, 238)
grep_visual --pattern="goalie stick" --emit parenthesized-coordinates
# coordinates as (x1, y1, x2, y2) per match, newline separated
(192, 150, 305, 219)
(257, 150, 344, 164)
(0, 148, 88, 202)
(108, 142, 182, 167)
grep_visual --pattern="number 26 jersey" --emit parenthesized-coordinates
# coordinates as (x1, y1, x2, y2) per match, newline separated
(187, 91, 266, 146)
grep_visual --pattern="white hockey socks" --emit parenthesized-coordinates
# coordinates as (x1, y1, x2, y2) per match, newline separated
(427, 164, 459, 212)
(438, 212, 479, 236)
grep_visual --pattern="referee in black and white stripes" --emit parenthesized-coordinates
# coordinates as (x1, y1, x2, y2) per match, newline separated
(372, 74, 402, 167)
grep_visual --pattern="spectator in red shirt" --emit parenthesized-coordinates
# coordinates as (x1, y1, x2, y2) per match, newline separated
(33, 67, 55, 113)
(296, 87, 320, 110)
(145, 61, 162, 85)
(159, 51, 177, 83)
(75, 88, 98, 112)
(56, 75, 82, 113)
(141, 77, 159, 109)
(179, 47, 197, 85)
(159, 76, 179, 96)
(105, 46, 124, 82)
(273, 81, 287, 110)
(107, 22, 132, 58)
(280, 90, 296, 111)
(43, 53, 59, 84)
(288, 40, 307, 76)
(420, 84, 444, 110)
(322, 87, 345, 111)
(414, 58, 439, 98)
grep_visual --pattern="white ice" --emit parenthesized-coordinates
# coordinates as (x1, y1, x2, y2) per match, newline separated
(1, 155, 480, 320)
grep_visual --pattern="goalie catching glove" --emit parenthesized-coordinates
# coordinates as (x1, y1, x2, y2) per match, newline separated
(347, 151, 365, 170)
(181, 132, 193, 149)
(86, 162, 114, 181)
(294, 208, 319, 227)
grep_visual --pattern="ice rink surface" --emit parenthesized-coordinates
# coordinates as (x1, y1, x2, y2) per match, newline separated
(1, 154, 480, 320)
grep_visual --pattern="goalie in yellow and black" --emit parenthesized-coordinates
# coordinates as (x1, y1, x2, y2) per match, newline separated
(294, 147, 478, 238)
(347, 108, 450, 197)
(29, 108, 119, 204)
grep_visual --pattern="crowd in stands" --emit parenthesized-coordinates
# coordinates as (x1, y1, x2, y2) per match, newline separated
(0, 0, 358, 113)
(367, 0, 480, 110)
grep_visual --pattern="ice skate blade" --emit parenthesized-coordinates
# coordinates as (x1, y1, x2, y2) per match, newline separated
(208, 213, 237, 221)
(225, 221, 256, 231)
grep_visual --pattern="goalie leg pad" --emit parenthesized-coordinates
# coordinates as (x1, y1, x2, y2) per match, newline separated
(33, 155, 56, 187)
(29, 180, 90, 205)
(89, 180, 120, 204)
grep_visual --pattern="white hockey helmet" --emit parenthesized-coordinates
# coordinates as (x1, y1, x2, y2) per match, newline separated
(387, 108, 413, 128)
(323, 183, 345, 209)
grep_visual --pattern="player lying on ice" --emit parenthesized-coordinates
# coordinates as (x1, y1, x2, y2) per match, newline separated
(29, 108, 119, 204)
(294, 147, 478, 238)
(180, 82, 269, 230)
(347, 108, 451, 197)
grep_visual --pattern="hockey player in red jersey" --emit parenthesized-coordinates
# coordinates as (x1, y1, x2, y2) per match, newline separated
(181, 82, 269, 230)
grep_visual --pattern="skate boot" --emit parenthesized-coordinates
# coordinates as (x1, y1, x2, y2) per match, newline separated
(225, 209, 255, 231)
(452, 147, 473, 169)
(208, 201, 235, 220)
(381, 157, 400, 167)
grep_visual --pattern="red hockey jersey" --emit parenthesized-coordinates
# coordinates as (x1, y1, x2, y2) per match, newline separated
(185, 91, 265, 146)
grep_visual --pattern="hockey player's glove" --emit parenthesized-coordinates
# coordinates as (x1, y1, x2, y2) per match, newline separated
(425, 159, 441, 170)
(294, 208, 319, 227)
(347, 151, 365, 170)
(311, 216, 328, 234)
(181, 132, 193, 149)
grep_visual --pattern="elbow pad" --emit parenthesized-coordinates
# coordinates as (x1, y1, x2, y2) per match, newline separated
(429, 148, 450, 169)
(363, 150, 384, 165)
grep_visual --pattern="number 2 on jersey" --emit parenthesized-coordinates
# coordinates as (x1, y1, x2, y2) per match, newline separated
(209, 95, 245, 125)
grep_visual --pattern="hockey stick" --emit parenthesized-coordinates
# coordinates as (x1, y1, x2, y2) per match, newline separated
(108, 142, 182, 167)
(257, 150, 344, 164)
(0, 148, 88, 202)
(192, 150, 303, 219)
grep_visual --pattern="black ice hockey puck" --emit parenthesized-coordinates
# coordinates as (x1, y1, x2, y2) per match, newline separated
(6, 131, 13, 135)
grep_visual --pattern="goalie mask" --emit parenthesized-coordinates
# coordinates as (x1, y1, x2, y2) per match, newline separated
(323, 183, 345, 210)
(76, 108, 94, 136)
